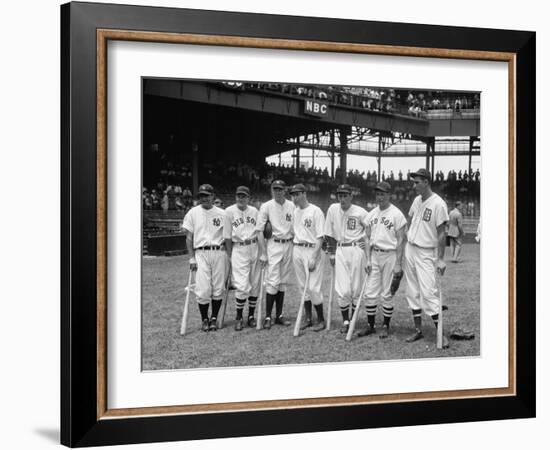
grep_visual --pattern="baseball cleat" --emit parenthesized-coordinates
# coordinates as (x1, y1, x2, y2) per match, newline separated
(300, 318, 313, 330)
(208, 318, 218, 331)
(405, 329, 424, 342)
(263, 317, 272, 330)
(379, 325, 389, 339)
(234, 318, 243, 331)
(247, 316, 256, 328)
(201, 319, 210, 332)
(358, 326, 376, 337)
(275, 316, 291, 326)
(339, 321, 350, 334)
(440, 335, 450, 349)
(312, 321, 326, 332)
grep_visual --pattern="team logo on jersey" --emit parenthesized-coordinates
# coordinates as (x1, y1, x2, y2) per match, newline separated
(246, 216, 256, 226)
(286, 213, 292, 222)
(422, 208, 432, 222)
(213, 217, 222, 227)
(347, 217, 357, 230)
(304, 218, 312, 228)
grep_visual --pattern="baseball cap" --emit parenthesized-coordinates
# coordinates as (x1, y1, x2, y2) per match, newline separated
(198, 184, 214, 195)
(409, 168, 431, 180)
(271, 179, 286, 189)
(236, 186, 250, 196)
(289, 183, 307, 194)
(374, 181, 391, 193)
(336, 184, 352, 194)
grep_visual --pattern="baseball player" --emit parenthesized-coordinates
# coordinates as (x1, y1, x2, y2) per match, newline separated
(256, 180, 295, 329)
(403, 169, 449, 347)
(224, 186, 261, 331)
(290, 184, 326, 331)
(181, 184, 227, 332)
(448, 201, 464, 262)
(358, 181, 407, 339)
(324, 184, 369, 334)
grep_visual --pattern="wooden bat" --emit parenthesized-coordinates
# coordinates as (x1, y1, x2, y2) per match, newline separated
(293, 266, 310, 337)
(180, 270, 195, 335)
(345, 272, 370, 342)
(326, 265, 335, 331)
(437, 276, 444, 349)
(256, 267, 265, 330)
(217, 272, 231, 329)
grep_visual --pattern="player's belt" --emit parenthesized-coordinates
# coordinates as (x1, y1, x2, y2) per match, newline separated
(337, 241, 360, 247)
(294, 242, 315, 248)
(234, 238, 258, 246)
(194, 244, 225, 251)
(409, 242, 435, 250)
(273, 238, 293, 243)
(373, 247, 395, 253)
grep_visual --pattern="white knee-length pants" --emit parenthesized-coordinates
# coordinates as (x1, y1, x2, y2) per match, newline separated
(403, 243, 440, 316)
(231, 243, 261, 299)
(292, 246, 324, 305)
(194, 249, 227, 305)
(265, 240, 293, 295)
(335, 246, 366, 308)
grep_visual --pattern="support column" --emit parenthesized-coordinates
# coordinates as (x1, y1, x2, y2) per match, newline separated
(295, 136, 301, 173)
(431, 139, 435, 181)
(192, 140, 199, 196)
(426, 138, 432, 170)
(468, 136, 474, 176)
(330, 130, 335, 179)
(377, 134, 382, 182)
(339, 129, 348, 184)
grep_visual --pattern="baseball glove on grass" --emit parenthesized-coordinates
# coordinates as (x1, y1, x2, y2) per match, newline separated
(390, 270, 404, 296)
(263, 220, 273, 239)
(450, 328, 475, 340)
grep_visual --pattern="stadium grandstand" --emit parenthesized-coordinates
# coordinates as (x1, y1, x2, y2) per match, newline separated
(142, 80, 480, 255)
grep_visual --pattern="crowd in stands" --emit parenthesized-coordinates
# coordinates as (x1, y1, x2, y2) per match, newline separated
(219, 82, 480, 118)
(143, 161, 480, 217)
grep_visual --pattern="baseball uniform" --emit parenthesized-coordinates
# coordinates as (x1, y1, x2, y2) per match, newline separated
(224, 203, 261, 322)
(404, 193, 449, 316)
(324, 203, 368, 312)
(448, 207, 464, 261)
(181, 204, 227, 304)
(363, 204, 407, 322)
(256, 194, 295, 326)
(256, 198, 295, 295)
(293, 203, 326, 305)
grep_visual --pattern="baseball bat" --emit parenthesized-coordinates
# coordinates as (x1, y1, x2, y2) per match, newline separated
(326, 265, 335, 331)
(217, 273, 231, 329)
(437, 276, 444, 349)
(346, 273, 370, 342)
(180, 270, 195, 335)
(256, 267, 265, 330)
(293, 266, 310, 337)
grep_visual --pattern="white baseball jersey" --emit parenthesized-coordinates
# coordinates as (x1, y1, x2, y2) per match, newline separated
(324, 203, 368, 243)
(366, 204, 407, 250)
(407, 193, 449, 248)
(293, 204, 325, 244)
(224, 205, 259, 242)
(256, 199, 295, 239)
(181, 205, 225, 247)
(224, 205, 261, 299)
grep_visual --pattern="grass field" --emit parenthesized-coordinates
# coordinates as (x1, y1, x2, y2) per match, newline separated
(142, 244, 480, 370)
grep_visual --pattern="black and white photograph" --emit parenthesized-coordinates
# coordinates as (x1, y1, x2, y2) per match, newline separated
(141, 79, 481, 370)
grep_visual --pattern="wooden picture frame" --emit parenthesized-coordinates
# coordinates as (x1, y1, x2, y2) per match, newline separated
(61, 1, 535, 447)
